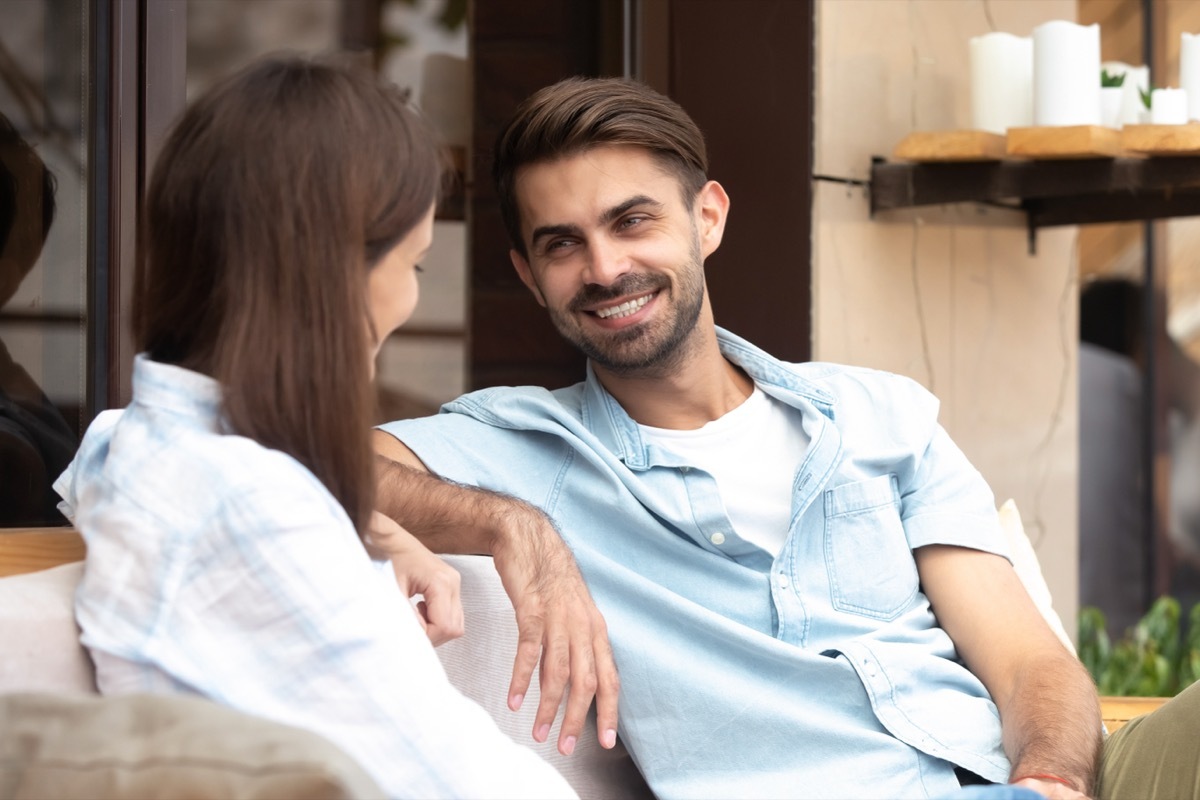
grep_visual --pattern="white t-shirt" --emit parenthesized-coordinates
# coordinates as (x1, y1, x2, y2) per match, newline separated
(638, 386, 809, 555)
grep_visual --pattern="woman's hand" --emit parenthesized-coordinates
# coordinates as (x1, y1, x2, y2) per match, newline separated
(368, 511, 464, 646)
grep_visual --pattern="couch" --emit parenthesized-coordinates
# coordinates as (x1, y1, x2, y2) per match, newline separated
(0, 504, 1162, 799)
(0, 536, 650, 799)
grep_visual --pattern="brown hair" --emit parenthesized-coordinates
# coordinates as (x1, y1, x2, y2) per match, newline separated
(134, 55, 442, 535)
(493, 76, 708, 257)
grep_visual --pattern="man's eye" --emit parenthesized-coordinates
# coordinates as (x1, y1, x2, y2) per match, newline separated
(620, 216, 646, 230)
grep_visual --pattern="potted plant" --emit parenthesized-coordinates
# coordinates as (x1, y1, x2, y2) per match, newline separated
(1101, 68, 1126, 128)
(1078, 597, 1200, 697)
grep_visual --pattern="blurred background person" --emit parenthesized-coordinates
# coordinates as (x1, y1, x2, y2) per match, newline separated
(0, 110, 75, 526)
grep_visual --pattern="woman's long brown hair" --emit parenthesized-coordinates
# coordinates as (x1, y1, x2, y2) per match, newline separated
(134, 55, 442, 536)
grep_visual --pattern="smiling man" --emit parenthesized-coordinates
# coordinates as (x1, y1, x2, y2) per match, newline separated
(372, 77, 1200, 799)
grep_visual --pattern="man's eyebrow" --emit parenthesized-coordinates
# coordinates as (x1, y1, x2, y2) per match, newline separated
(600, 195, 662, 225)
(530, 222, 583, 249)
(528, 196, 664, 250)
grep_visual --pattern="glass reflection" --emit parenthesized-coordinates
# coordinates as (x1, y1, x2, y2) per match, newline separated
(0, 1, 87, 527)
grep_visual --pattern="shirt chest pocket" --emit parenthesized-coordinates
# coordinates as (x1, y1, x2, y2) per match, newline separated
(822, 475, 918, 620)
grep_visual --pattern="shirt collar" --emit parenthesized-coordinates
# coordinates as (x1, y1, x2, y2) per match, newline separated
(581, 327, 837, 468)
(131, 353, 225, 428)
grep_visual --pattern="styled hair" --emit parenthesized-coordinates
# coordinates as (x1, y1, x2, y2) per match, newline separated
(135, 55, 442, 536)
(493, 76, 708, 257)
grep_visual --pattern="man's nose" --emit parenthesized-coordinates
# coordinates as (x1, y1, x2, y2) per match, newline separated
(583, 238, 631, 286)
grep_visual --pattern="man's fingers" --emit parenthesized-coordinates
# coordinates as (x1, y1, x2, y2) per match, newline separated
(592, 629, 620, 749)
(557, 642, 598, 756)
(533, 632, 571, 744)
(508, 619, 544, 712)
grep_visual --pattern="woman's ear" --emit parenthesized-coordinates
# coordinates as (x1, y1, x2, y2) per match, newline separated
(510, 249, 546, 307)
(695, 180, 730, 259)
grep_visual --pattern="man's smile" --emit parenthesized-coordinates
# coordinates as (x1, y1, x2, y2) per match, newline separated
(593, 291, 657, 320)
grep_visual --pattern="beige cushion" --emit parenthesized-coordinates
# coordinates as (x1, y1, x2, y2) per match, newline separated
(438, 554, 652, 800)
(0, 562, 94, 694)
(0, 691, 384, 800)
(0, 510, 1062, 799)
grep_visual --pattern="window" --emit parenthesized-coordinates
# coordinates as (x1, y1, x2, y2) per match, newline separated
(0, 0, 88, 526)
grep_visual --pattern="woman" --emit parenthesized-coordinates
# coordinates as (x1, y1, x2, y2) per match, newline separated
(54, 56, 575, 799)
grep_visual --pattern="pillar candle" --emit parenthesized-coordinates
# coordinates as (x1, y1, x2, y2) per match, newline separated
(970, 32, 1033, 134)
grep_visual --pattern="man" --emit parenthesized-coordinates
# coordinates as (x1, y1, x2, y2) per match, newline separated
(373, 77, 1197, 799)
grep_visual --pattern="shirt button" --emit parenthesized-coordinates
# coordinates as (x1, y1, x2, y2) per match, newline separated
(680, 466, 691, 473)
(710, 532, 726, 545)
(778, 577, 789, 589)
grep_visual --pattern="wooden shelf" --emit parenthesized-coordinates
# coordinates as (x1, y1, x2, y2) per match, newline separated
(870, 156, 1200, 232)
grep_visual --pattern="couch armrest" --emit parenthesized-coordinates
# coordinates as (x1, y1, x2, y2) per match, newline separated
(437, 553, 652, 800)
(0, 529, 85, 578)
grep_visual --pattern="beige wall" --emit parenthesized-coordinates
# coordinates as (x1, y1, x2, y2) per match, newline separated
(813, 0, 1081, 632)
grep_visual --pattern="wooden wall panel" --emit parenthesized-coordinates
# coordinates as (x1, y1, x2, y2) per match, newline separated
(665, 0, 812, 363)
(468, 0, 609, 390)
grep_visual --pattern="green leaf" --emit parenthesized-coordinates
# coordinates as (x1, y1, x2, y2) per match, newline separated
(1077, 600, 1200, 696)
(1140, 84, 1154, 110)
(1101, 68, 1127, 88)
(1078, 606, 1111, 684)
(1144, 597, 1181, 665)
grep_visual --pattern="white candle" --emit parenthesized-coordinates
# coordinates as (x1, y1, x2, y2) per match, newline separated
(1150, 88, 1189, 125)
(1181, 33, 1200, 122)
(1033, 20, 1102, 126)
(970, 32, 1033, 134)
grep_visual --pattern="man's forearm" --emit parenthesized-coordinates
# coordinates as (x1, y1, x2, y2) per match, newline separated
(1002, 649, 1102, 796)
(374, 454, 550, 556)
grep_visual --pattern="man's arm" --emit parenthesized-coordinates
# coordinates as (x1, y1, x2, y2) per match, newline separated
(916, 545, 1101, 799)
(371, 429, 620, 757)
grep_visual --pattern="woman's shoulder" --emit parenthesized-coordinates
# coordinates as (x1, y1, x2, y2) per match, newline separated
(70, 405, 347, 549)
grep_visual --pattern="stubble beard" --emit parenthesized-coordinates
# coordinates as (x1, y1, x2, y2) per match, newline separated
(548, 238, 706, 378)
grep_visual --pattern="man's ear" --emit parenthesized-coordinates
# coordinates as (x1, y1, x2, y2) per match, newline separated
(510, 249, 546, 307)
(695, 180, 730, 259)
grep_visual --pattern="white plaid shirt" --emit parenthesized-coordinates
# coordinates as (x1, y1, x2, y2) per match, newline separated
(55, 355, 575, 800)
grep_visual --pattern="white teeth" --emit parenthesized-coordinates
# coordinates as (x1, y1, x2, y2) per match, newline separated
(595, 294, 652, 319)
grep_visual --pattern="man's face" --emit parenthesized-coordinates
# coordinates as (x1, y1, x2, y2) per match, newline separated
(509, 145, 727, 377)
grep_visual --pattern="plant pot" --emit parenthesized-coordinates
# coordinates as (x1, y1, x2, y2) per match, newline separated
(1101, 86, 1124, 128)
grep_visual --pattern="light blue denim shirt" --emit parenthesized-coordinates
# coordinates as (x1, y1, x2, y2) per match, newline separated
(380, 328, 1014, 799)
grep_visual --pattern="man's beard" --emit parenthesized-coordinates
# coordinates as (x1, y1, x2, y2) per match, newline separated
(546, 238, 705, 378)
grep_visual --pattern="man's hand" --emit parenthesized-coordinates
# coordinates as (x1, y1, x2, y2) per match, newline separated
(372, 435, 621, 756)
(367, 510, 464, 647)
(490, 507, 620, 756)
